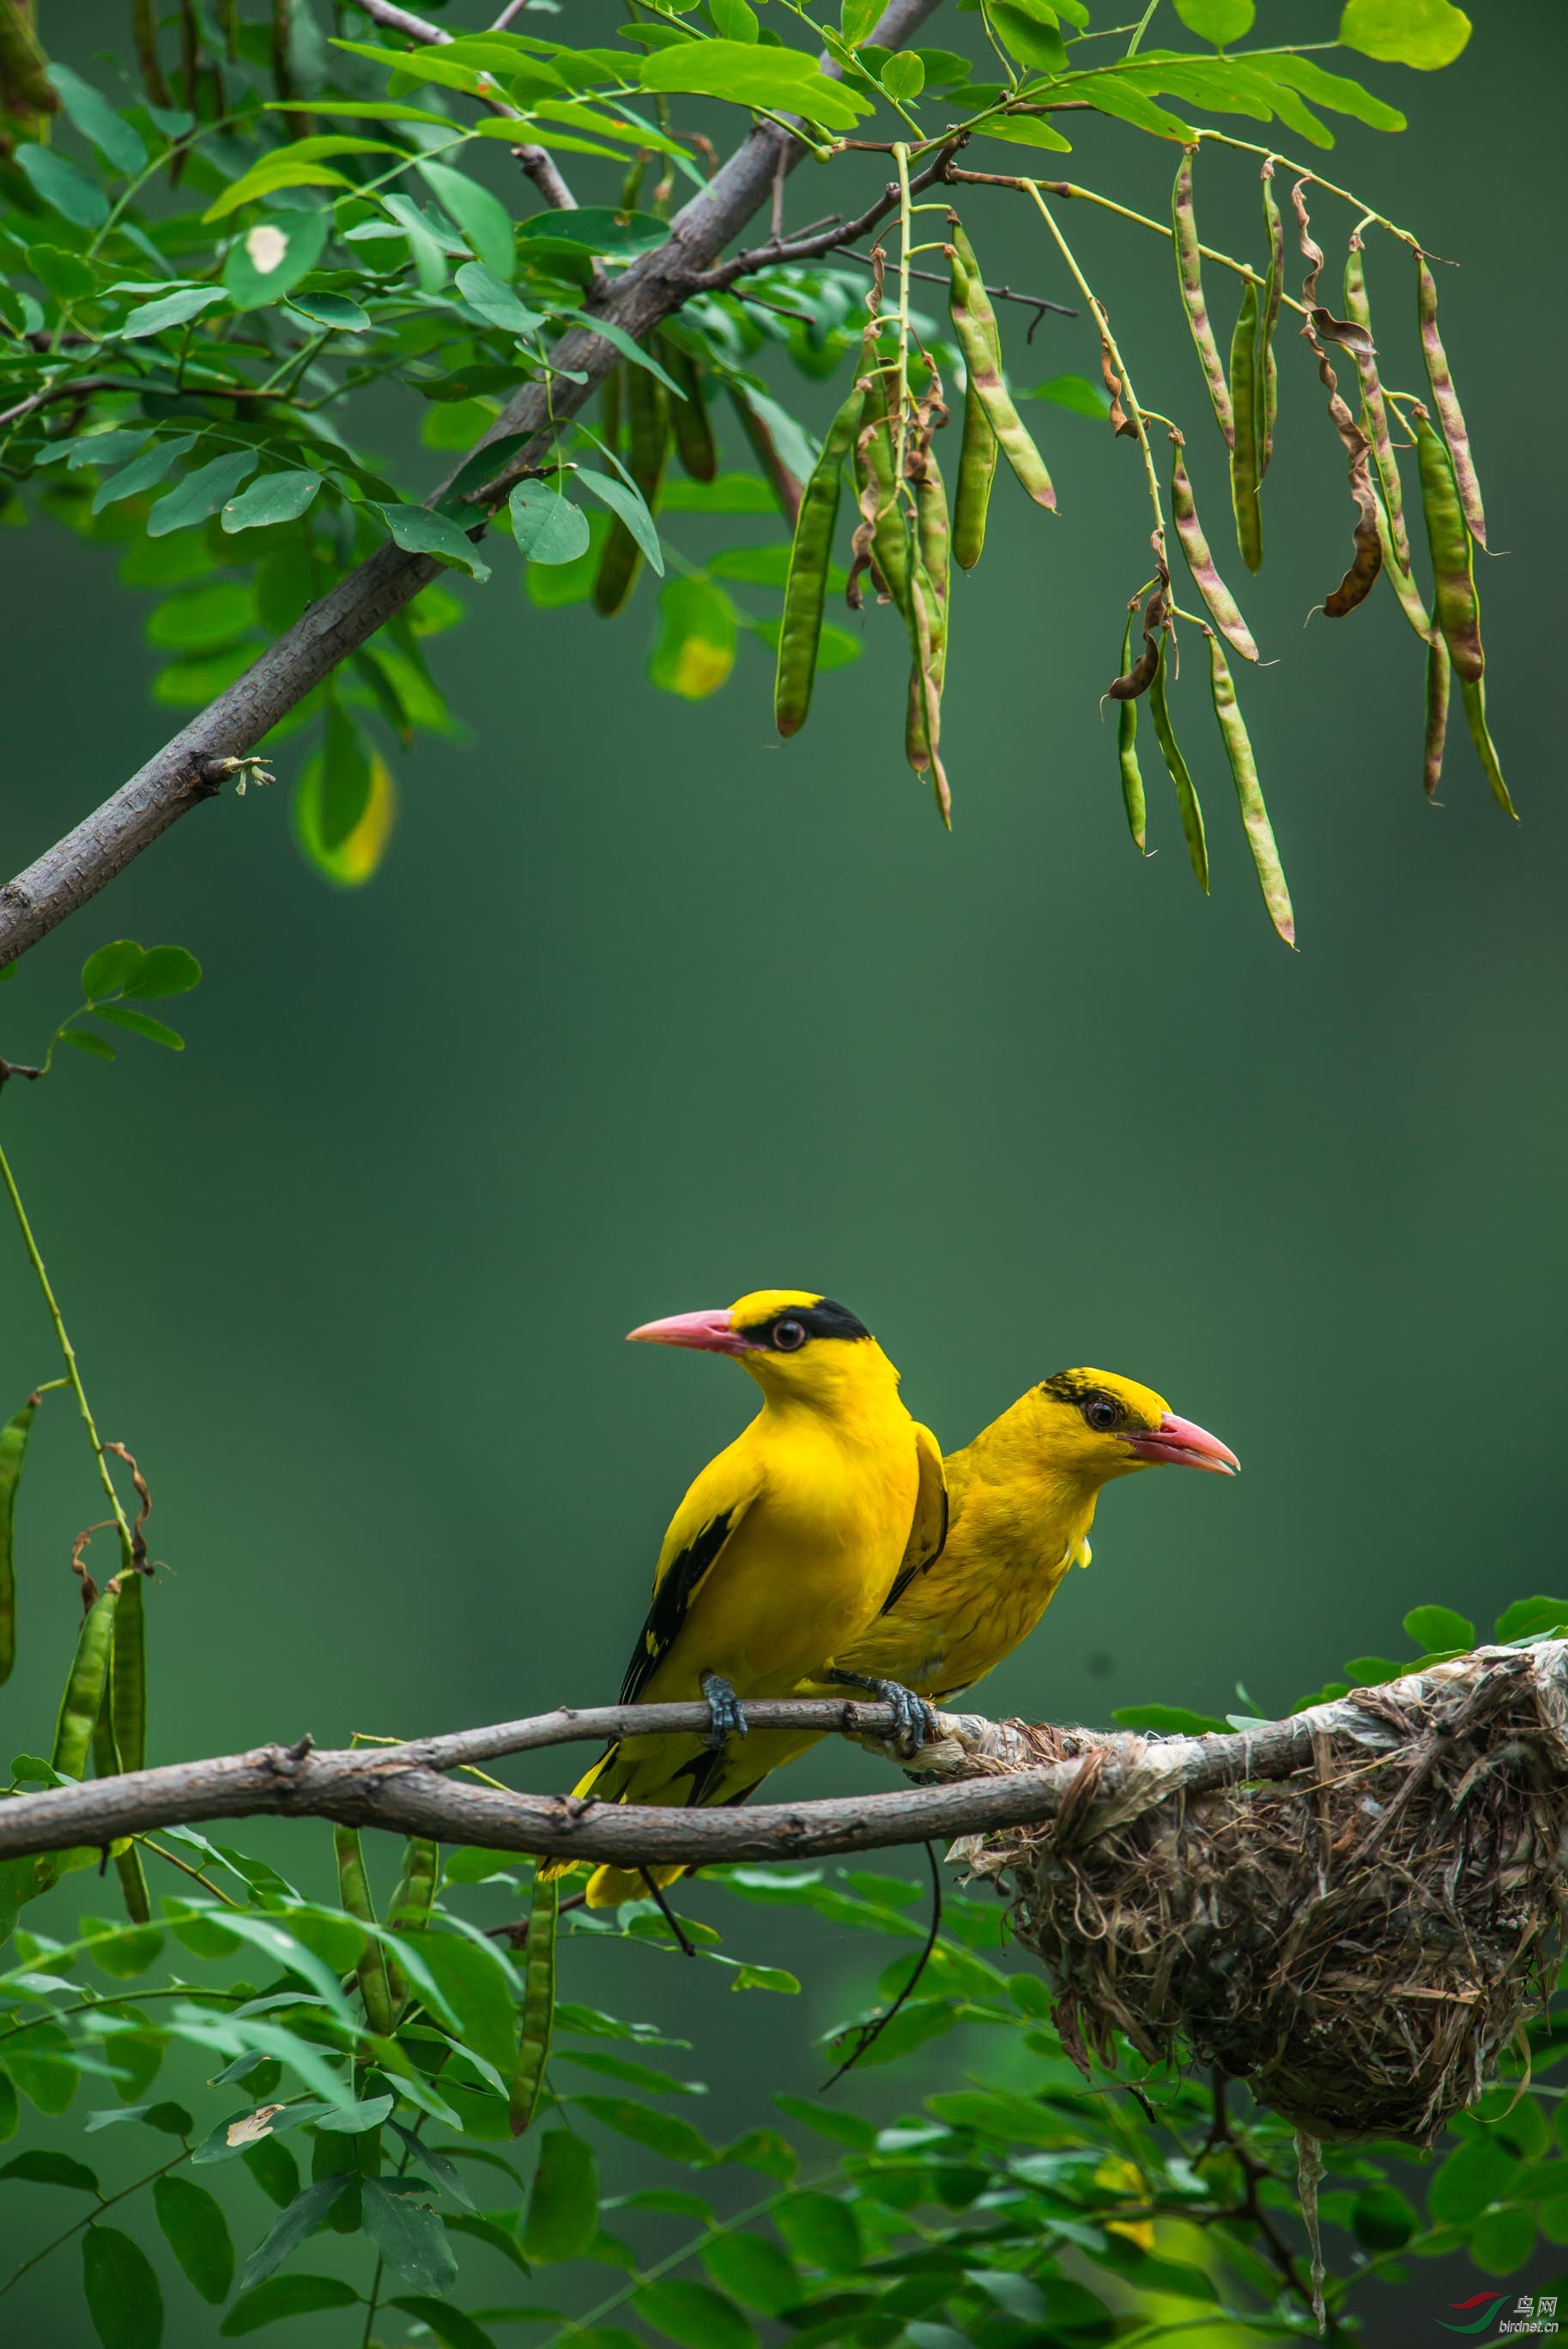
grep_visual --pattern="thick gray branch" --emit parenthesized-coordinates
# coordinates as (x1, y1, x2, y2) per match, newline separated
(0, 1647, 1550, 1870)
(0, 0, 945, 969)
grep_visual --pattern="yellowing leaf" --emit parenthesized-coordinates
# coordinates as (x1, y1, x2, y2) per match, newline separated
(293, 744, 397, 887)
(648, 577, 737, 701)
(1339, 0, 1470, 68)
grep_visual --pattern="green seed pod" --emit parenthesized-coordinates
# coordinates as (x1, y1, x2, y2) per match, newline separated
(905, 450, 952, 809)
(1206, 632, 1294, 945)
(848, 351, 911, 616)
(1170, 441, 1258, 663)
(946, 221, 1055, 512)
(385, 1833, 439, 2011)
(776, 380, 864, 740)
(51, 1588, 118, 1783)
(1373, 490, 1434, 645)
(1172, 149, 1234, 451)
(334, 1825, 396, 2037)
(1417, 255, 1486, 548)
(1457, 675, 1516, 820)
(951, 251, 1000, 571)
(1424, 629, 1450, 801)
(1148, 636, 1209, 893)
(511, 1869, 559, 2137)
(594, 362, 669, 618)
(1412, 402, 1482, 684)
(1227, 280, 1263, 574)
(0, 1394, 38, 1690)
(661, 337, 717, 485)
(110, 1571, 146, 1777)
(1343, 236, 1411, 575)
(1116, 609, 1147, 853)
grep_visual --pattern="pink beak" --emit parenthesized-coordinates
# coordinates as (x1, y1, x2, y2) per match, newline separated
(1125, 1411, 1239, 1475)
(627, 1308, 752, 1356)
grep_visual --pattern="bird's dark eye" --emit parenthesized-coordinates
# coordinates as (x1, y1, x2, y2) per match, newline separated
(772, 1318, 807, 1352)
(1083, 1393, 1125, 1432)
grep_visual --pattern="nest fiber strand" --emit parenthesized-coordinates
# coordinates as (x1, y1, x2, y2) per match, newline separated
(965, 1646, 1568, 2143)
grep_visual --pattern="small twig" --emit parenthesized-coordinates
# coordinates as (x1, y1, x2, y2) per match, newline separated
(820, 1838, 942, 2089)
(639, 1868, 697, 1957)
(684, 143, 964, 294)
(838, 247, 1075, 328)
(0, 1058, 44, 1087)
(487, 1888, 586, 1946)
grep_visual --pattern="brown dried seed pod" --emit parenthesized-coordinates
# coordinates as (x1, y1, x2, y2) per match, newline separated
(1344, 233, 1412, 576)
(1107, 584, 1166, 701)
(1305, 320, 1383, 620)
(1258, 159, 1284, 480)
(1169, 438, 1259, 663)
(1292, 178, 1324, 309)
(1424, 629, 1450, 801)
(1417, 254, 1486, 549)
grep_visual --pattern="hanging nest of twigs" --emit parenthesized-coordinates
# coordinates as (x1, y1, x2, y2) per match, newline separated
(959, 1646, 1568, 2145)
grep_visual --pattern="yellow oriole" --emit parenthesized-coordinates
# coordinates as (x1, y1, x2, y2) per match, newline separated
(693, 1367, 1238, 1804)
(546, 1289, 947, 1907)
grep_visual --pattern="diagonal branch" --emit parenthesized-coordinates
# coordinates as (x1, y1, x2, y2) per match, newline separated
(0, 1646, 1546, 1869)
(0, 0, 946, 972)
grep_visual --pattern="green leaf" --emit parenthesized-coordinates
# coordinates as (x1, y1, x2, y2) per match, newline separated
(61, 1029, 117, 1062)
(203, 158, 355, 222)
(517, 208, 672, 261)
(238, 2175, 351, 2293)
(1339, 0, 1470, 69)
(82, 2224, 163, 2349)
(524, 2128, 601, 2262)
(391, 2297, 500, 2349)
(294, 731, 397, 888)
(990, 3, 1067, 71)
(555, 312, 687, 397)
(511, 481, 590, 566)
(120, 945, 202, 1000)
(46, 66, 148, 174)
(881, 53, 925, 100)
(1352, 2183, 1418, 2251)
(288, 289, 371, 331)
(1, 2147, 100, 2190)
(1024, 372, 1111, 420)
(649, 575, 736, 700)
(222, 209, 329, 310)
(774, 2192, 863, 2273)
(239, 2136, 300, 2207)
(154, 2174, 234, 2303)
(415, 1929, 519, 2077)
(637, 2279, 758, 2349)
(1173, 0, 1255, 39)
(841, 0, 883, 43)
(972, 112, 1074, 152)
(660, 474, 778, 515)
(221, 471, 324, 535)
(1428, 2137, 1523, 2225)
(219, 2275, 361, 2334)
(577, 471, 663, 575)
(149, 453, 261, 539)
(451, 263, 544, 337)
(1341, 1655, 1408, 1687)
(28, 244, 99, 306)
(638, 43, 869, 130)
(701, 2231, 802, 2315)
(93, 435, 200, 514)
(1471, 2203, 1536, 2274)
(118, 286, 230, 340)
(82, 940, 147, 996)
(363, 2176, 459, 2289)
(15, 144, 110, 229)
(418, 160, 517, 278)
(772, 2096, 875, 2151)
(378, 503, 492, 581)
(145, 584, 256, 651)
(1497, 1597, 1568, 1643)
(93, 1005, 182, 1050)
(447, 2210, 535, 2271)
(1266, 54, 1405, 128)
(571, 2094, 715, 2165)
(1403, 1605, 1475, 1652)
(1110, 1704, 1228, 1735)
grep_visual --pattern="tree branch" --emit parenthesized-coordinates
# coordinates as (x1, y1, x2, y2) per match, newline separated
(0, 1646, 1547, 1870)
(0, 0, 946, 970)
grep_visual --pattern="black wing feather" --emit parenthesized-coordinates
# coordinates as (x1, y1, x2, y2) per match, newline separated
(619, 1509, 735, 1706)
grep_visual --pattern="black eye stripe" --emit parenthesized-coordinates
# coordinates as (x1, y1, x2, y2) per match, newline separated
(735, 1298, 872, 1349)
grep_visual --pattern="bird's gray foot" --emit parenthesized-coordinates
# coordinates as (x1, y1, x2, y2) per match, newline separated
(827, 1670, 938, 1757)
(699, 1671, 748, 1751)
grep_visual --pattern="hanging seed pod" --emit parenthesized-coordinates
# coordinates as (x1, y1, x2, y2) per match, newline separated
(334, 1825, 396, 2037)
(1457, 675, 1515, 819)
(1417, 254, 1486, 549)
(1228, 279, 1264, 574)
(777, 380, 864, 739)
(511, 1869, 559, 2137)
(1292, 178, 1324, 309)
(1305, 322, 1383, 619)
(952, 253, 1000, 572)
(0, 1391, 39, 1690)
(847, 342, 911, 615)
(1107, 584, 1165, 701)
(1172, 149, 1234, 451)
(1410, 402, 1482, 683)
(1424, 630, 1450, 801)
(1374, 493, 1434, 643)
(594, 363, 669, 617)
(662, 337, 717, 484)
(1148, 634, 1209, 893)
(905, 441, 953, 807)
(1115, 608, 1147, 852)
(1258, 160, 1284, 480)
(111, 1571, 147, 1777)
(1206, 632, 1294, 945)
(1170, 438, 1259, 662)
(51, 1585, 118, 1783)
(946, 221, 1056, 512)
(1343, 234, 1412, 575)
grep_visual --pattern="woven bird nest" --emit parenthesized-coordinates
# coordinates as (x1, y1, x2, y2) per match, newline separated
(958, 1646, 1568, 2144)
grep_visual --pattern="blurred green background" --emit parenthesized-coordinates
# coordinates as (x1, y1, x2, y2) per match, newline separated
(3, 1, 1565, 2336)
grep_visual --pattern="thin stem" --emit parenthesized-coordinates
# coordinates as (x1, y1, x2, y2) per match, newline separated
(893, 142, 913, 487)
(553, 2180, 817, 2342)
(361, 2253, 385, 2346)
(1124, 0, 1161, 54)
(0, 1986, 247, 2049)
(0, 1137, 133, 1567)
(0, 2145, 192, 2297)
(1023, 184, 1165, 560)
(1191, 129, 1420, 249)
(137, 1834, 242, 1905)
